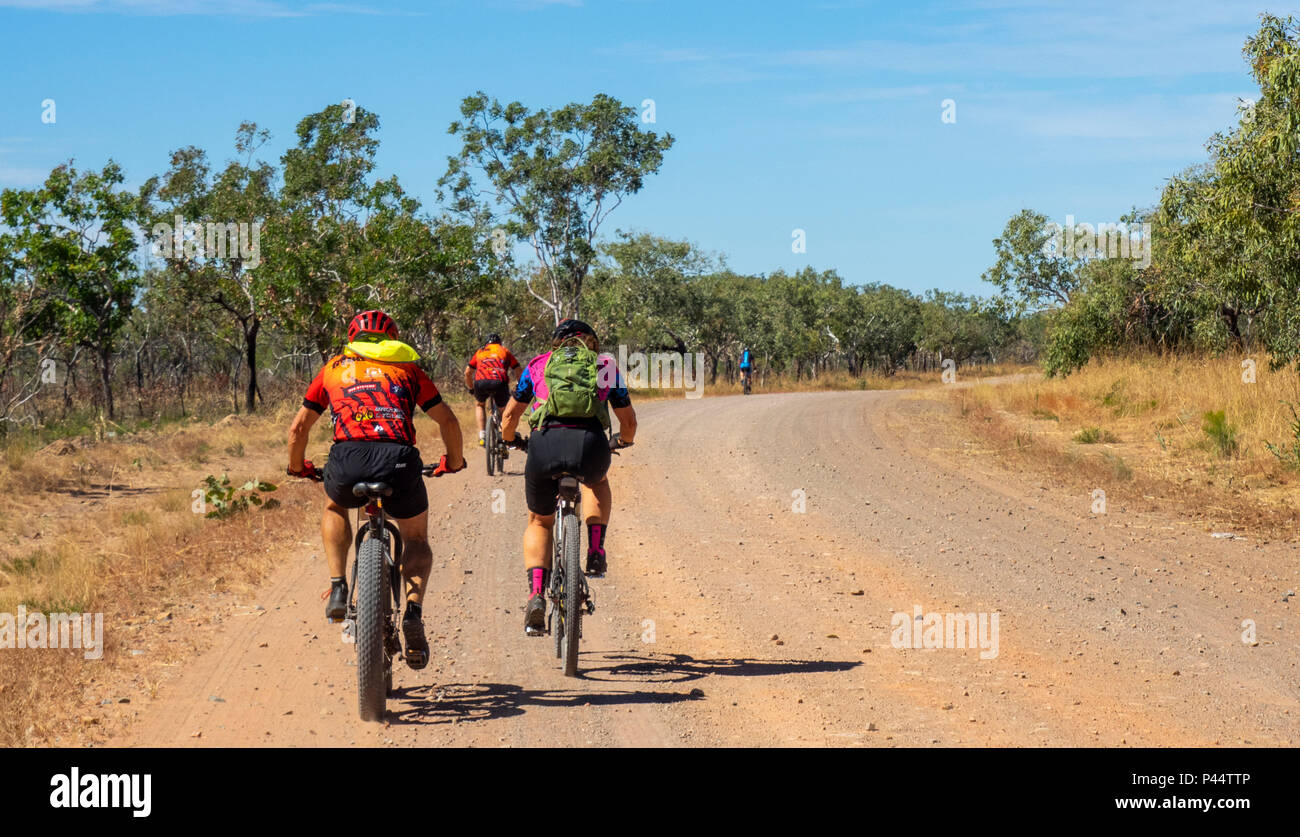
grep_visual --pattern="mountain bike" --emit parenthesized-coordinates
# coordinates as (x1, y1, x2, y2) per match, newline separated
(543, 433, 629, 677)
(547, 473, 595, 677)
(340, 464, 437, 721)
(485, 400, 508, 476)
(741, 368, 753, 395)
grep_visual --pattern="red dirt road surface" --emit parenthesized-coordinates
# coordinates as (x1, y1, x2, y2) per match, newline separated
(116, 388, 1300, 747)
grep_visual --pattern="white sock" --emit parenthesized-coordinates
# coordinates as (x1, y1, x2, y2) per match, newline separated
(478, 430, 486, 439)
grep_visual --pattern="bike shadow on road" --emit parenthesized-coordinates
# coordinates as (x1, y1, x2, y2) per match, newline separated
(579, 651, 861, 684)
(387, 680, 699, 726)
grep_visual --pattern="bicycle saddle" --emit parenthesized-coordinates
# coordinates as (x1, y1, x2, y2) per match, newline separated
(352, 481, 393, 498)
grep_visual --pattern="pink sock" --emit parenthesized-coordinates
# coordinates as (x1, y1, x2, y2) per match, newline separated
(529, 567, 546, 596)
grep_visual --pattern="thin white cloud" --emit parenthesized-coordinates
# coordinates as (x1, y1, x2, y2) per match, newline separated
(974, 91, 1254, 142)
(0, 0, 396, 15)
(798, 84, 947, 103)
(616, 3, 1300, 82)
(0, 167, 49, 187)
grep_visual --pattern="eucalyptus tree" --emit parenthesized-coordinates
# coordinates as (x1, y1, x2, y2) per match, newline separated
(140, 122, 276, 411)
(264, 103, 496, 359)
(0, 162, 139, 419)
(439, 92, 674, 323)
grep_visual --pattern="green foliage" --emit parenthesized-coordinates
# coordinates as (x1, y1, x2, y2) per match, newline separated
(1073, 427, 1119, 444)
(201, 474, 279, 519)
(1037, 15, 1300, 374)
(916, 290, 1012, 363)
(0, 161, 141, 418)
(1264, 401, 1300, 469)
(439, 92, 674, 322)
(20, 596, 90, 615)
(0, 93, 1042, 435)
(982, 208, 1083, 312)
(3, 550, 46, 577)
(1201, 410, 1240, 458)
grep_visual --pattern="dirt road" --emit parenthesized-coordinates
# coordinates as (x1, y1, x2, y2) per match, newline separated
(117, 387, 1300, 747)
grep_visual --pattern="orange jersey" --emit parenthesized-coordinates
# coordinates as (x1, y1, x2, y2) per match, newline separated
(303, 348, 441, 444)
(468, 344, 519, 383)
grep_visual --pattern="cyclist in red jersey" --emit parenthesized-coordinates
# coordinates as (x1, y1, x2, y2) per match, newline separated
(463, 332, 520, 447)
(286, 310, 465, 670)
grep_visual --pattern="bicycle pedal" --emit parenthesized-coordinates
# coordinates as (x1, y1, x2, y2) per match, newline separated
(585, 600, 596, 615)
(340, 619, 356, 644)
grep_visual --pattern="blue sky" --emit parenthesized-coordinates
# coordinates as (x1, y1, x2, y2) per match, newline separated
(1, 0, 1295, 296)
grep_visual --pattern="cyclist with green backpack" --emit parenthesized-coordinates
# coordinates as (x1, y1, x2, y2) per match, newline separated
(499, 319, 637, 636)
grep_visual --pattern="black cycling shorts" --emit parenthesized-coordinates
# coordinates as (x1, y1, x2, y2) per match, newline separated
(473, 379, 510, 409)
(323, 441, 428, 519)
(524, 424, 611, 515)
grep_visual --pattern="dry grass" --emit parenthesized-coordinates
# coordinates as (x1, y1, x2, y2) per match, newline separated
(630, 363, 1033, 400)
(0, 390, 495, 746)
(0, 403, 320, 746)
(946, 353, 1300, 538)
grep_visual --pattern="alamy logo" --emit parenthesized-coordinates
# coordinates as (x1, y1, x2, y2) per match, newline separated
(890, 605, 1000, 659)
(50, 768, 151, 817)
(150, 215, 262, 268)
(1041, 215, 1151, 269)
(0, 606, 103, 660)
(604, 346, 705, 399)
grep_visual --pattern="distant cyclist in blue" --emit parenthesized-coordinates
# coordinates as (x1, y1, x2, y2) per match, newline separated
(739, 347, 754, 392)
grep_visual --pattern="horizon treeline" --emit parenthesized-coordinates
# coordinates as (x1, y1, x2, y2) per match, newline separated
(0, 92, 1036, 435)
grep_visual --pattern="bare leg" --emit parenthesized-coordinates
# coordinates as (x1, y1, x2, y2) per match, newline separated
(393, 511, 432, 605)
(322, 500, 352, 579)
(524, 512, 554, 570)
(582, 476, 611, 527)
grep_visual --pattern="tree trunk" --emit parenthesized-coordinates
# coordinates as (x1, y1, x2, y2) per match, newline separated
(1219, 304, 1242, 347)
(99, 344, 114, 420)
(245, 317, 260, 413)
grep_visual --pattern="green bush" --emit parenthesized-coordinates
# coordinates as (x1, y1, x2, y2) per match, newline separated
(1201, 410, 1239, 458)
(201, 474, 279, 519)
(1074, 427, 1119, 444)
(1264, 401, 1300, 470)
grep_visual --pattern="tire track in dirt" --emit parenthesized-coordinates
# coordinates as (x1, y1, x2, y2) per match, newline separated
(118, 387, 1300, 747)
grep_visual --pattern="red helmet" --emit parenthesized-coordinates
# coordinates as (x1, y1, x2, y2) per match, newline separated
(348, 310, 398, 342)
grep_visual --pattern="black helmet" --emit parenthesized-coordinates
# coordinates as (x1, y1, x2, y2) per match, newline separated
(485, 332, 502, 345)
(553, 318, 597, 344)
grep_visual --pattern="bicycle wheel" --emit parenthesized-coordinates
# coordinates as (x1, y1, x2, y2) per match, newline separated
(485, 412, 497, 476)
(552, 529, 564, 660)
(492, 418, 504, 474)
(355, 537, 390, 722)
(561, 506, 582, 677)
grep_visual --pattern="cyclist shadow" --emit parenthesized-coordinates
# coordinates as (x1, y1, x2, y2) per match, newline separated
(387, 652, 860, 726)
(578, 651, 861, 684)
(388, 680, 697, 726)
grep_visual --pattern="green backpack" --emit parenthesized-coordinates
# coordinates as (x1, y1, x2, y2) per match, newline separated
(529, 341, 606, 429)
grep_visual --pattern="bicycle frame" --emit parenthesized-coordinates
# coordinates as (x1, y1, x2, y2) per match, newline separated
(546, 476, 578, 632)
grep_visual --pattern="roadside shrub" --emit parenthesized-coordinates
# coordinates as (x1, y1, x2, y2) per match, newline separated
(1201, 410, 1239, 458)
(1074, 427, 1119, 444)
